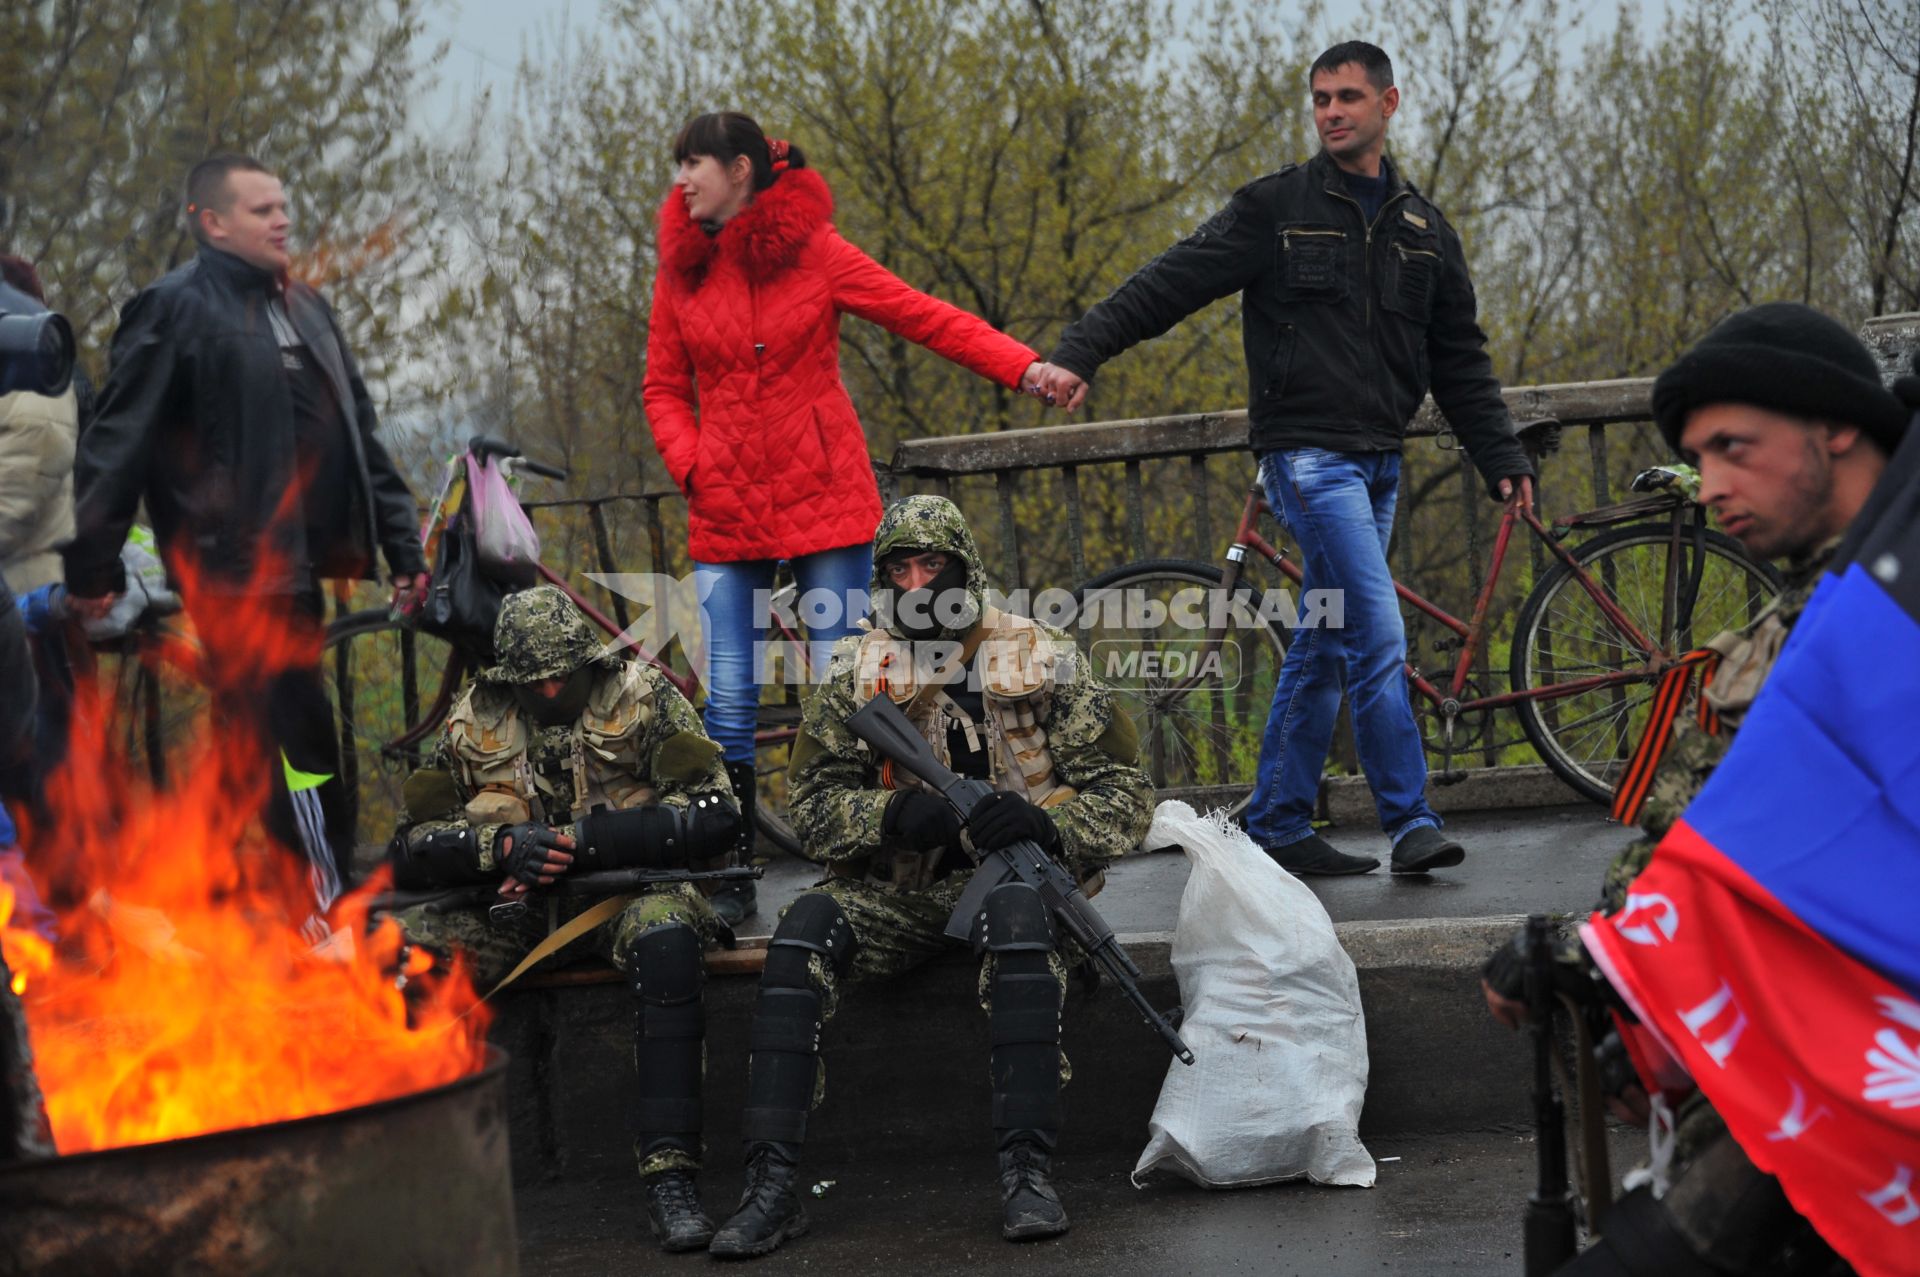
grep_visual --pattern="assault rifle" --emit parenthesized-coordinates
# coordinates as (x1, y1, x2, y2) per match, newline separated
(370, 865, 762, 921)
(1524, 913, 1579, 1274)
(846, 692, 1195, 1066)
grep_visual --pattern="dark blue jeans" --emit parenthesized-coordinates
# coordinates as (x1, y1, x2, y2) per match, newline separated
(694, 544, 874, 763)
(1243, 448, 1440, 848)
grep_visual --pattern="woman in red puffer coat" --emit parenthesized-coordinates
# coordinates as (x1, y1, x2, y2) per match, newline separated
(642, 112, 1043, 922)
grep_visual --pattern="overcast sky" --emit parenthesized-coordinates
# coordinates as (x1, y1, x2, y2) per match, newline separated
(415, 0, 1692, 141)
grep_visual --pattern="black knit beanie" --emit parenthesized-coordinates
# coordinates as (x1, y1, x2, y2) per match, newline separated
(1651, 302, 1910, 455)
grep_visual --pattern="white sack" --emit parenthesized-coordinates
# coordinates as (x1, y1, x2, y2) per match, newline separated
(1132, 801, 1375, 1189)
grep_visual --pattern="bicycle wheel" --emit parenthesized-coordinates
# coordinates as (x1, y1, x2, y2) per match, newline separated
(322, 610, 468, 861)
(95, 620, 206, 785)
(1075, 559, 1289, 818)
(1510, 523, 1781, 804)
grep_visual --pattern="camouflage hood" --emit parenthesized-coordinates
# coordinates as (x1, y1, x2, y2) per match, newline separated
(478, 585, 623, 684)
(869, 495, 994, 642)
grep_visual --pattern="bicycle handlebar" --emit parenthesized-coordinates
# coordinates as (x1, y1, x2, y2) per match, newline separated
(467, 435, 568, 481)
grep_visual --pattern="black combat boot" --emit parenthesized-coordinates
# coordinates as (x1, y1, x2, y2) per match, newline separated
(998, 1138, 1069, 1240)
(708, 1145, 809, 1258)
(643, 1169, 715, 1252)
(714, 760, 760, 926)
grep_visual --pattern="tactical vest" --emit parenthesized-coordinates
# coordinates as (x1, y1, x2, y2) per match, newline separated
(446, 662, 661, 826)
(841, 610, 1085, 892)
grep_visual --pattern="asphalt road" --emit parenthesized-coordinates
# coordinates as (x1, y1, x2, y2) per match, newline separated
(518, 1127, 1640, 1276)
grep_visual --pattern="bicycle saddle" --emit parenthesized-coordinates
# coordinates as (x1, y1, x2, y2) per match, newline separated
(1514, 417, 1562, 459)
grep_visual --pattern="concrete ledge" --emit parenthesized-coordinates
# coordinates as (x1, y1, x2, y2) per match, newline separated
(1325, 765, 1585, 821)
(494, 913, 1534, 1184)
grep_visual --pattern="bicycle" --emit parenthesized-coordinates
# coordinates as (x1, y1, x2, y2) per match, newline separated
(1074, 420, 1782, 811)
(321, 436, 812, 856)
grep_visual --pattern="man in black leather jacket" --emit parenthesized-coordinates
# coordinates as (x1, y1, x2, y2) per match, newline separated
(1035, 42, 1533, 878)
(62, 153, 427, 924)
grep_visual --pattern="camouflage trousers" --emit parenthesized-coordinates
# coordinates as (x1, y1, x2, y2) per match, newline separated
(394, 882, 721, 985)
(395, 883, 720, 1178)
(790, 875, 1072, 1108)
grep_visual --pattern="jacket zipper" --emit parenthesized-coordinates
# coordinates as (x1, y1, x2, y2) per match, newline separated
(1327, 183, 1412, 424)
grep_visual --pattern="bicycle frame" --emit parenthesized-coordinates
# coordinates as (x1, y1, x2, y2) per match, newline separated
(1215, 484, 1692, 718)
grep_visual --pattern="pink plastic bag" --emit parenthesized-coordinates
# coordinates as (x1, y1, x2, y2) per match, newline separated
(466, 453, 541, 584)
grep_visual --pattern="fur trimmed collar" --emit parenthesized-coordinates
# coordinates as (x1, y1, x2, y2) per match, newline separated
(657, 166, 834, 284)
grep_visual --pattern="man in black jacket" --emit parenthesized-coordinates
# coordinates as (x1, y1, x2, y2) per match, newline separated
(63, 153, 427, 923)
(1035, 42, 1533, 876)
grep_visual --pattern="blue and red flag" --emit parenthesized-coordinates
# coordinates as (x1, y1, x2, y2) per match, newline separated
(1583, 425, 1920, 1277)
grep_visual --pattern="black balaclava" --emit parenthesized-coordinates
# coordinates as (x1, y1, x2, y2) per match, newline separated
(512, 667, 597, 728)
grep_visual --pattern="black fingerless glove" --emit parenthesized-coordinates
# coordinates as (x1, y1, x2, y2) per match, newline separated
(882, 790, 964, 853)
(964, 790, 1061, 853)
(496, 821, 567, 885)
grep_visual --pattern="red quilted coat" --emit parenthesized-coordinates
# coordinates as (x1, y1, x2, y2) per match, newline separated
(643, 167, 1037, 562)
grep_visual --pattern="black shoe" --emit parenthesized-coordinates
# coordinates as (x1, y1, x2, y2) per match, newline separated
(709, 1146, 810, 1259)
(999, 1140, 1070, 1241)
(1264, 832, 1378, 876)
(1391, 826, 1466, 874)
(643, 1169, 715, 1253)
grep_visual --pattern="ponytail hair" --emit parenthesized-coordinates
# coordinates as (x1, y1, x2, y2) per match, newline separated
(670, 111, 806, 191)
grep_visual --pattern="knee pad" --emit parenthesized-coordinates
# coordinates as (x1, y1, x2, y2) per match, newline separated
(763, 892, 857, 986)
(978, 881, 1055, 955)
(629, 922, 704, 1007)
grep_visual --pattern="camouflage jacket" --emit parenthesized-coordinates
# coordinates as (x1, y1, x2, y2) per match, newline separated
(398, 660, 732, 877)
(1599, 540, 1836, 912)
(788, 493, 1153, 887)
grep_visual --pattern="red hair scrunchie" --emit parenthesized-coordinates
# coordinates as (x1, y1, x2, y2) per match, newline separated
(768, 138, 791, 173)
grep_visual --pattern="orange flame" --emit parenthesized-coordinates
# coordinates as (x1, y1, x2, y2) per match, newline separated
(8, 553, 490, 1155)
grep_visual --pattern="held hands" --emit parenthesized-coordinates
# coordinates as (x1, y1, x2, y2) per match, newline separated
(495, 822, 576, 896)
(1019, 361, 1088, 412)
(965, 790, 1061, 853)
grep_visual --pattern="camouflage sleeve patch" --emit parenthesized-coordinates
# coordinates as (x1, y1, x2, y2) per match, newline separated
(1094, 705, 1141, 767)
(1037, 645, 1153, 873)
(631, 666, 732, 811)
(401, 768, 461, 823)
(652, 729, 725, 786)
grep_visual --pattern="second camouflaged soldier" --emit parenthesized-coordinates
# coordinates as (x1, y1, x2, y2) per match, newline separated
(386, 586, 741, 1252)
(707, 496, 1154, 1258)
(1481, 304, 1908, 1276)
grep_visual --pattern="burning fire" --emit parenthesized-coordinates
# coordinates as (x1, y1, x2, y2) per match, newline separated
(0, 558, 489, 1155)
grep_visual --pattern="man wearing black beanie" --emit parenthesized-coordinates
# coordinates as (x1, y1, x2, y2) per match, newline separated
(1653, 302, 1905, 563)
(1483, 304, 1914, 1275)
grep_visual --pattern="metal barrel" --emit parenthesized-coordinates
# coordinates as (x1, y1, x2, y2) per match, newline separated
(0, 1047, 517, 1277)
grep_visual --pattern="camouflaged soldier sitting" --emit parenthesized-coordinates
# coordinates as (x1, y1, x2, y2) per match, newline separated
(707, 496, 1154, 1258)
(385, 585, 742, 1253)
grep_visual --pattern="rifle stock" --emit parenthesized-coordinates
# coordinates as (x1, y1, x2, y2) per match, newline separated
(846, 693, 1194, 1066)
